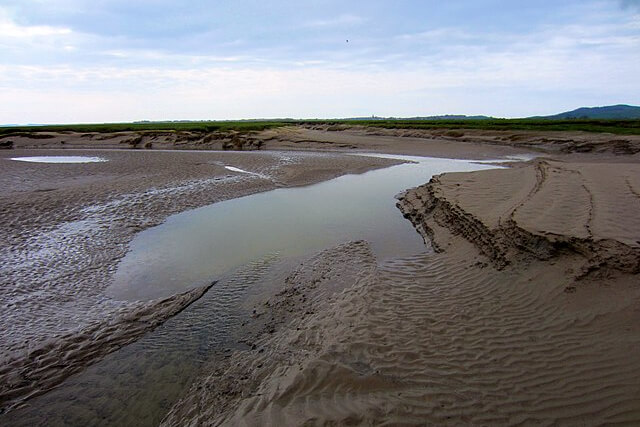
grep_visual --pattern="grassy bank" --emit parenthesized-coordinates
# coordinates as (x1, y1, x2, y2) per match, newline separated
(0, 121, 292, 135)
(305, 118, 640, 135)
(2, 118, 640, 136)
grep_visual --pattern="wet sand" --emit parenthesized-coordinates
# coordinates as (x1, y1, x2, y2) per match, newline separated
(0, 148, 400, 411)
(163, 156, 640, 425)
(2, 128, 640, 424)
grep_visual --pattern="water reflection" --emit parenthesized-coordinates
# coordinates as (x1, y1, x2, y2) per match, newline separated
(109, 156, 500, 301)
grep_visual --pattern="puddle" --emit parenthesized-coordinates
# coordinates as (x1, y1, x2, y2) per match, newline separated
(10, 156, 107, 163)
(109, 156, 501, 301)
(223, 164, 270, 179)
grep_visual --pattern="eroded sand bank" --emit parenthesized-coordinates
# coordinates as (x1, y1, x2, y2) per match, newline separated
(398, 159, 640, 274)
(5, 123, 640, 158)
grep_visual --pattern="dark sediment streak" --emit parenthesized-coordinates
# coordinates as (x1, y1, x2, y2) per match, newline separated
(0, 283, 214, 414)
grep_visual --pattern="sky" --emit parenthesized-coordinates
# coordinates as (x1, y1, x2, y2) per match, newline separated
(0, 0, 638, 124)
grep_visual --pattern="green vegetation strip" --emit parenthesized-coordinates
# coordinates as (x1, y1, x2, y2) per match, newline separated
(304, 119, 640, 135)
(1, 119, 639, 135)
(0, 121, 292, 135)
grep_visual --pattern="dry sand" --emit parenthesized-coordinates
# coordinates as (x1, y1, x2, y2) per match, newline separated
(2, 127, 640, 424)
(399, 159, 640, 273)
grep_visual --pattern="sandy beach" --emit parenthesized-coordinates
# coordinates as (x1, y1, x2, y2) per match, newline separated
(1, 127, 639, 424)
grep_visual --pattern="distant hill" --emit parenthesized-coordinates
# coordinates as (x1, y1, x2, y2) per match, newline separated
(345, 106, 640, 121)
(540, 104, 640, 119)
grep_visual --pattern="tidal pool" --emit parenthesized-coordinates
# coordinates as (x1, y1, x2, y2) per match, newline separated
(109, 155, 500, 301)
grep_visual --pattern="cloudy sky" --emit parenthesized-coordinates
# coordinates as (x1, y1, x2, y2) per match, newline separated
(0, 0, 638, 124)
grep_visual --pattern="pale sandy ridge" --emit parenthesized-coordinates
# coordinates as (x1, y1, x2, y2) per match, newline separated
(4, 123, 640, 158)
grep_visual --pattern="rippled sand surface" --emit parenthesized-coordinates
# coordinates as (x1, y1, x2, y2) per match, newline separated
(164, 158, 640, 425)
(166, 238, 640, 425)
(2, 140, 639, 425)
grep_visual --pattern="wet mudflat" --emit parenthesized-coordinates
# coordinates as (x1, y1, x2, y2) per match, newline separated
(1, 154, 499, 426)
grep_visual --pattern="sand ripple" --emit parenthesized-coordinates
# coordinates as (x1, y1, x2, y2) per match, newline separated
(170, 237, 640, 425)
(163, 156, 640, 425)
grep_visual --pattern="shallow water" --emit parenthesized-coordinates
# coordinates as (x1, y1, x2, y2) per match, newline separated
(470, 154, 537, 163)
(109, 155, 499, 301)
(10, 155, 107, 163)
(1, 256, 280, 426)
(3, 155, 502, 426)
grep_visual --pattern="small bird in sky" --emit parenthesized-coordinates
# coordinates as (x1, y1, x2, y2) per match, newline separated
(346, 39, 349, 43)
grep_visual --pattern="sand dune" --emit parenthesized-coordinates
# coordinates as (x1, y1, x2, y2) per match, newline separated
(5, 123, 640, 159)
(257, 125, 640, 157)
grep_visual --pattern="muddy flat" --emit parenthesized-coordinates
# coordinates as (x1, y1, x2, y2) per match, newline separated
(1, 127, 639, 425)
(0, 148, 400, 413)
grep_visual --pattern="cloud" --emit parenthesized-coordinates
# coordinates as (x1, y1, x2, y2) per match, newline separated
(304, 14, 366, 28)
(0, 14, 71, 38)
(395, 28, 474, 42)
(1, 25, 636, 116)
(100, 49, 247, 64)
(0, 1, 638, 123)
